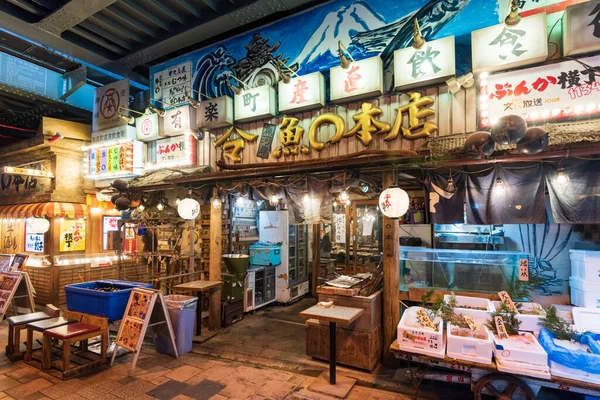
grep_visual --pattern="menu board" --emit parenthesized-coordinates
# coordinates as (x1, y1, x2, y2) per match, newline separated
(152, 61, 192, 106)
(0, 255, 13, 272)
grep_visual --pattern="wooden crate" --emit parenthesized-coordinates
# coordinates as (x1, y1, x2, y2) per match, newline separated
(306, 319, 381, 371)
(317, 288, 381, 332)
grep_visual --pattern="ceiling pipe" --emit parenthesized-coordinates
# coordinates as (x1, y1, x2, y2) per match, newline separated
(0, 124, 37, 133)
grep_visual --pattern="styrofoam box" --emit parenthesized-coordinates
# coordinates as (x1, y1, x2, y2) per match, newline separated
(446, 324, 493, 364)
(444, 295, 493, 321)
(570, 250, 600, 283)
(552, 304, 574, 325)
(492, 301, 545, 333)
(397, 307, 445, 358)
(496, 358, 551, 380)
(570, 277, 600, 308)
(493, 332, 548, 367)
(550, 360, 600, 385)
(573, 307, 600, 333)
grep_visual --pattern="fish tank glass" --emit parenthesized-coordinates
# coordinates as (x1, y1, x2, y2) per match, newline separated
(400, 247, 528, 295)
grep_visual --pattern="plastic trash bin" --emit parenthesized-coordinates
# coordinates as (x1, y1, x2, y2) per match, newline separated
(154, 295, 197, 356)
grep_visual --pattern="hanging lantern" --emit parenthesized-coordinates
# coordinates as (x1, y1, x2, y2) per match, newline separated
(96, 189, 113, 202)
(379, 186, 410, 219)
(26, 217, 50, 234)
(177, 198, 200, 220)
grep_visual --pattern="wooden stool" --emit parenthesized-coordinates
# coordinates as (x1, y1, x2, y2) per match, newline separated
(6, 305, 59, 361)
(25, 317, 73, 362)
(42, 314, 108, 379)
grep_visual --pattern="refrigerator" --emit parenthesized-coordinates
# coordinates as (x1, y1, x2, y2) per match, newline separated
(258, 211, 309, 303)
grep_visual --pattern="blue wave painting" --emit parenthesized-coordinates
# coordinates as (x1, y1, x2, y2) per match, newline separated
(151, 0, 501, 101)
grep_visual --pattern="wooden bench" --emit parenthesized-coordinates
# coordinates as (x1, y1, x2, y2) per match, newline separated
(25, 316, 75, 363)
(6, 305, 59, 361)
(42, 313, 108, 379)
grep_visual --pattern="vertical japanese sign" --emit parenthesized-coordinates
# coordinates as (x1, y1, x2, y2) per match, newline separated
(152, 134, 197, 168)
(394, 36, 456, 91)
(480, 55, 600, 127)
(333, 213, 346, 244)
(152, 61, 192, 106)
(87, 142, 138, 178)
(25, 223, 44, 253)
(197, 96, 234, 129)
(135, 113, 162, 142)
(563, 0, 600, 57)
(278, 72, 326, 113)
(163, 105, 194, 137)
(1, 221, 22, 254)
(256, 124, 277, 159)
(93, 79, 130, 132)
(330, 56, 384, 103)
(234, 85, 278, 122)
(471, 13, 548, 73)
(59, 219, 86, 252)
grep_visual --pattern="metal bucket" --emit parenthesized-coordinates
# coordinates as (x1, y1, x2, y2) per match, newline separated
(222, 254, 250, 275)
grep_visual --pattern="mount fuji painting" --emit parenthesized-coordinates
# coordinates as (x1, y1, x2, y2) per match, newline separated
(151, 0, 502, 101)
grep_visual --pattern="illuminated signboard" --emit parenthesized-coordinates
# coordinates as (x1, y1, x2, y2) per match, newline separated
(330, 56, 383, 103)
(197, 96, 234, 129)
(234, 85, 278, 123)
(394, 36, 456, 91)
(563, 1, 600, 57)
(93, 78, 130, 132)
(135, 113, 163, 142)
(86, 140, 146, 179)
(148, 133, 197, 169)
(163, 105, 195, 137)
(278, 72, 326, 113)
(92, 125, 136, 144)
(471, 13, 548, 74)
(479, 54, 600, 127)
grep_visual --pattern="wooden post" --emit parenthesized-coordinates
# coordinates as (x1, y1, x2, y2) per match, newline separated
(382, 170, 400, 367)
(208, 192, 222, 331)
(311, 224, 319, 297)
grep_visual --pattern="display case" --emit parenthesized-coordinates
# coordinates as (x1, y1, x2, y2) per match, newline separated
(400, 247, 528, 295)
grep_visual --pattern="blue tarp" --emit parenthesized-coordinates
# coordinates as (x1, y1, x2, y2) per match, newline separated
(539, 328, 600, 374)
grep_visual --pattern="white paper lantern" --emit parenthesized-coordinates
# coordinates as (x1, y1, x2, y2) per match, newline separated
(96, 189, 113, 202)
(177, 198, 200, 220)
(26, 218, 50, 233)
(379, 187, 410, 219)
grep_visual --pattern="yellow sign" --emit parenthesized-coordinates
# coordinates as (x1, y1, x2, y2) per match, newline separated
(59, 219, 86, 252)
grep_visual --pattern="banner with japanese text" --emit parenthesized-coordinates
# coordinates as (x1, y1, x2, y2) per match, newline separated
(59, 219, 86, 252)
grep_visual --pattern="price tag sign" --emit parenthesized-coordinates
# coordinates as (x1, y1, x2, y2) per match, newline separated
(498, 290, 518, 313)
(519, 258, 529, 281)
(416, 309, 436, 330)
(495, 316, 509, 339)
(463, 315, 478, 331)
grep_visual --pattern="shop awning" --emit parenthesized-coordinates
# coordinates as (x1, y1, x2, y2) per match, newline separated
(0, 202, 87, 219)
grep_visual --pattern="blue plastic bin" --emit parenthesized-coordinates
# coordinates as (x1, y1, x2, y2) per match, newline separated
(64, 280, 153, 322)
(249, 244, 281, 266)
(154, 295, 197, 356)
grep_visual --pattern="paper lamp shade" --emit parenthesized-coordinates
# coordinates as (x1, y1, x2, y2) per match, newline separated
(177, 198, 200, 220)
(96, 189, 113, 202)
(379, 187, 410, 219)
(27, 218, 50, 234)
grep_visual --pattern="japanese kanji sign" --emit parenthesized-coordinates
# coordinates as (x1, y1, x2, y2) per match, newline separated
(471, 13, 548, 73)
(197, 96, 233, 129)
(394, 36, 456, 91)
(135, 113, 163, 142)
(163, 105, 194, 137)
(563, 0, 600, 57)
(87, 141, 146, 179)
(256, 124, 277, 159)
(59, 219, 86, 252)
(278, 72, 326, 113)
(92, 125, 136, 144)
(234, 85, 277, 123)
(480, 54, 600, 127)
(152, 134, 197, 168)
(330, 56, 383, 102)
(25, 234, 44, 253)
(152, 61, 192, 106)
(93, 79, 130, 132)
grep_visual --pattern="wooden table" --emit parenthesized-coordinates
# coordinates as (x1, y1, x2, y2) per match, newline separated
(174, 280, 222, 336)
(300, 305, 364, 385)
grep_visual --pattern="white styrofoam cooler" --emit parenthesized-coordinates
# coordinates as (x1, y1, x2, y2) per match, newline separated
(492, 301, 545, 333)
(493, 332, 548, 368)
(550, 360, 600, 385)
(573, 307, 600, 333)
(444, 295, 493, 321)
(446, 324, 493, 364)
(570, 277, 600, 308)
(397, 307, 445, 358)
(496, 358, 551, 380)
(570, 250, 600, 282)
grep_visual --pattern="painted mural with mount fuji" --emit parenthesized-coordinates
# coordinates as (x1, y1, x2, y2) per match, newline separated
(152, 0, 504, 103)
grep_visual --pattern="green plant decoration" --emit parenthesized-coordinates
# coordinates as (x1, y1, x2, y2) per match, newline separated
(539, 306, 577, 341)
(485, 309, 522, 336)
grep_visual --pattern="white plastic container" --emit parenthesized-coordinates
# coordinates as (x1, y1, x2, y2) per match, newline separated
(397, 307, 445, 358)
(570, 250, 600, 283)
(496, 358, 551, 380)
(493, 332, 548, 368)
(492, 301, 545, 333)
(550, 360, 600, 385)
(573, 307, 600, 333)
(444, 295, 493, 322)
(446, 324, 493, 364)
(570, 277, 600, 308)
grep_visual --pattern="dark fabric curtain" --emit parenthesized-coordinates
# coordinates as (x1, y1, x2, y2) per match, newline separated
(466, 164, 546, 224)
(426, 171, 465, 224)
(544, 159, 600, 224)
(285, 177, 332, 225)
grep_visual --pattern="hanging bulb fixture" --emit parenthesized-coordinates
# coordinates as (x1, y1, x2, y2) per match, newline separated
(333, 200, 338, 208)
(556, 168, 570, 187)
(494, 177, 506, 197)
(138, 204, 145, 211)
(303, 192, 311, 206)
(446, 171, 456, 194)
(236, 196, 245, 206)
(156, 202, 164, 211)
(175, 197, 181, 205)
(212, 197, 222, 208)
(270, 194, 279, 206)
(340, 190, 348, 202)
(345, 199, 351, 206)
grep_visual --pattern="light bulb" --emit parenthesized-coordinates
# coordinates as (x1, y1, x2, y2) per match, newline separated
(212, 197, 222, 208)
(156, 202, 164, 211)
(345, 199, 351, 206)
(303, 193, 311, 205)
(333, 200, 338, 207)
(175, 197, 181, 205)
(556, 168, 569, 187)
(138, 204, 145, 211)
(340, 190, 348, 201)
(494, 177, 505, 197)
(270, 195, 278, 205)
(446, 177, 456, 194)
(236, 197, 245, 206)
